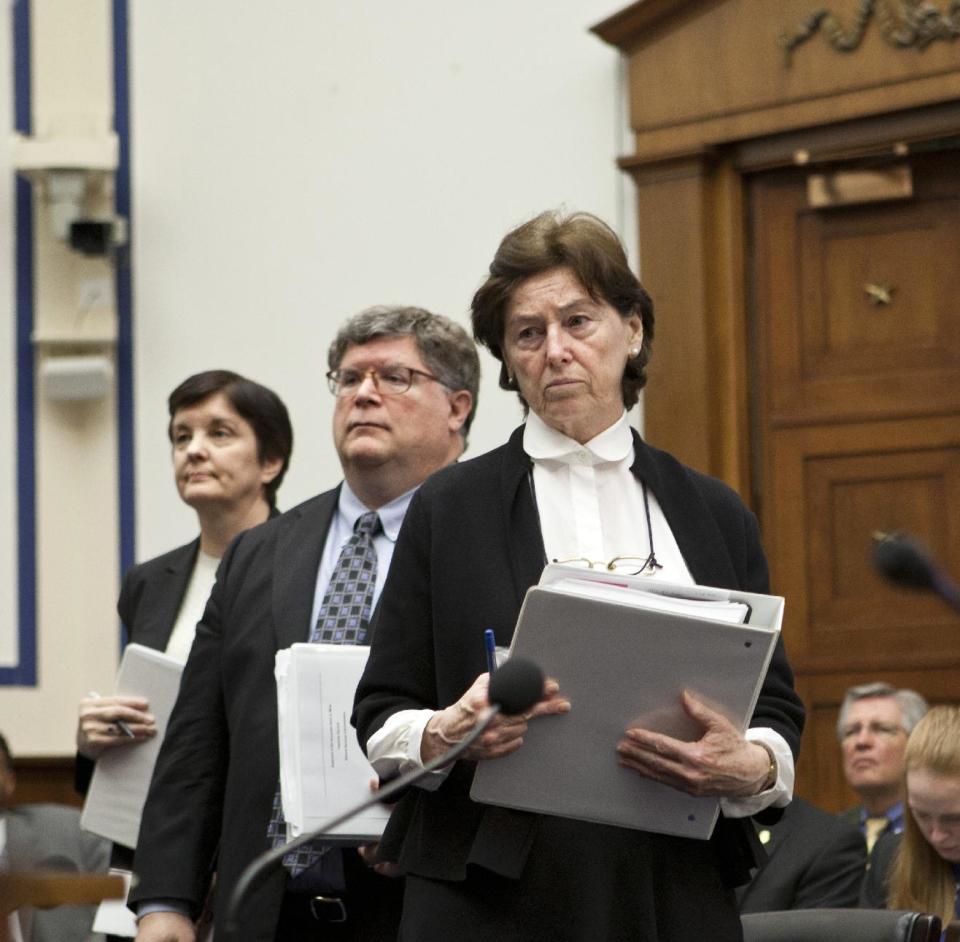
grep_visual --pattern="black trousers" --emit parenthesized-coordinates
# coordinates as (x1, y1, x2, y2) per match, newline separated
(274, 848, 403, 942)
(398, 817, 742, 942)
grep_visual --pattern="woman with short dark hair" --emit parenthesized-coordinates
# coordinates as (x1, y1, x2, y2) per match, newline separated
(75, 369, 291, 782)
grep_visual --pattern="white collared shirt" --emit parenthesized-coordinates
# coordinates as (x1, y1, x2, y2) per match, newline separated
(525, 410, 693, 582)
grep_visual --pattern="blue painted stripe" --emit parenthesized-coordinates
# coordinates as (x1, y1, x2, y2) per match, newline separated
(12, 0, 29, 130)
(3, 0, 36, 685)
(113, 0, 135, 626)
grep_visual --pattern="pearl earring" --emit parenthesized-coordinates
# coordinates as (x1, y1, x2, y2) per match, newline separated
(629, 347, 639, 359)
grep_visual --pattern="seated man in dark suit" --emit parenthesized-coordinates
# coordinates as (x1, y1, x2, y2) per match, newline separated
(0, 732, 110, 942)
(837, 682, 929, 855)
(737, 796, 867, 912)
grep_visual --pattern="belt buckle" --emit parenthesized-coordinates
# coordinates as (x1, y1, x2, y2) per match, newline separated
(310, 894, 348, 923)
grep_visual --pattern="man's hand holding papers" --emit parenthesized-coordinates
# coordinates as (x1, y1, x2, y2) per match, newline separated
(617, 690, 774, 797)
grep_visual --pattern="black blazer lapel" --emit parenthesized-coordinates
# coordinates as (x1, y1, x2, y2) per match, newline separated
(629, 431, 737, 588)
(499, 427, 547, 608)
(132, 540, 199, 650)
(272, 487, 339, 650)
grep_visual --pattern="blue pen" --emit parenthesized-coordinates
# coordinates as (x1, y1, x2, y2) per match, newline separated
(484, 629, 497, 674)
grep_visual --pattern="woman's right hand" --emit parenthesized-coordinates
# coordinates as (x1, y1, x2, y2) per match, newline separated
(420, 672, 569, 764)
(77, 693, 157, 760)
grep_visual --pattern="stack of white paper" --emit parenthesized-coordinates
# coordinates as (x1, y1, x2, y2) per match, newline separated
(275, 644, 389, 843)
(91, 869, 138, 936)
(546, 576, 752, 624)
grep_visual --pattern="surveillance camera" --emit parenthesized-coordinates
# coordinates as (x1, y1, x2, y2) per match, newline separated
(69, 220, 114, 257)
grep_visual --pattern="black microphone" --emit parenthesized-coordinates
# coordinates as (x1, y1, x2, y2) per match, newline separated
(873, 532, 960, 613)
(223, 656, 544, 941)
(486, 656, 546, 715)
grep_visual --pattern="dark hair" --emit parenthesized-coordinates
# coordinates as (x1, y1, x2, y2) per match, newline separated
(167, 370, 293, 507)
(0, 732, 11, 772)
(471, 210, 654, 410)
(327, 305, 481, 443)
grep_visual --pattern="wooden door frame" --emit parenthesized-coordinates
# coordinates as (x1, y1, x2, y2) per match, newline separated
(595, 0, 960, 811)
(618, 100, 960, 502)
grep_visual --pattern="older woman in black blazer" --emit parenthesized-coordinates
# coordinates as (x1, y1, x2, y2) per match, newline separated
(354, 211, 804, 941)
(75, 370, 292, 788)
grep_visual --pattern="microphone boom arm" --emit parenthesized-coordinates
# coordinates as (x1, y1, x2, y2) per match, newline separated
(223, 654, 544, 940)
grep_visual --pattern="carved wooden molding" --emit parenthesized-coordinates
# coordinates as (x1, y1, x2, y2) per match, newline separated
(781, 1, 960, 63)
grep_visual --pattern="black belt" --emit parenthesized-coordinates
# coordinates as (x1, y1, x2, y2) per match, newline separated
(282, 887, 351, 925)
(307, 893, 348, 924)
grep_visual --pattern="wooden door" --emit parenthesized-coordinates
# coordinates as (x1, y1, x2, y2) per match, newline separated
(746, 150, 960, 811)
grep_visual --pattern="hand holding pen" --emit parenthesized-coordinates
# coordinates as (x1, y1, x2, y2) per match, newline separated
(76, 690, 157, 760)
(418, 628, 570, 765)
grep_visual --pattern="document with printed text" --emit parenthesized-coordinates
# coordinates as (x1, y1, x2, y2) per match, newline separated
(275, 643, 389, 843)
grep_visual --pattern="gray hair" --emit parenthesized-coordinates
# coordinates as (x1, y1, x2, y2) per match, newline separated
(327, 305, 480, 442)
(836, 682, 930, 741)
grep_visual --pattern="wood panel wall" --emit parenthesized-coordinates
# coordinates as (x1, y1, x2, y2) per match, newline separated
(594, 0, 960, 810)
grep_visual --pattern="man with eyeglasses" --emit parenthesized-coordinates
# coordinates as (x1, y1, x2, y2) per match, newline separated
(837, 682, 929, 856)
(129, 306, 478, 942)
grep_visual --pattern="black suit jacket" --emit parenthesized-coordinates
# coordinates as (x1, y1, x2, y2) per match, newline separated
(129, 490, 402, 940)
(75, 540, 198, 795)
(860, 830, 899, 908)
(737, 797, 867, 912)
(355, 426, 805, 889)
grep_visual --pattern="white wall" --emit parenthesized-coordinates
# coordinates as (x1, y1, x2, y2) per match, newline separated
(131, 0, 635, 558)
(2, 0, 636, 754)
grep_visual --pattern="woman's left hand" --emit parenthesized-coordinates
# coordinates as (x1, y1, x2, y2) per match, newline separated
(616, 690, 772, 798)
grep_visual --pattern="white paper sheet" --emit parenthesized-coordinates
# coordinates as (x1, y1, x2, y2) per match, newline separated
(91, 868, 137, 936)
(80, 644, 184, 847)
(275, 644, 389, 843)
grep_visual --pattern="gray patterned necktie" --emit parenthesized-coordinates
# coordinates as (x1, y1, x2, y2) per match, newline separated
(267, 511, 380, 877)
(311, 511, 380, 645)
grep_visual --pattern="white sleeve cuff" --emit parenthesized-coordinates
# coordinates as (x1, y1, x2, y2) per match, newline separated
(719, 728, 794, 818)
(365, 708, 453, 791)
